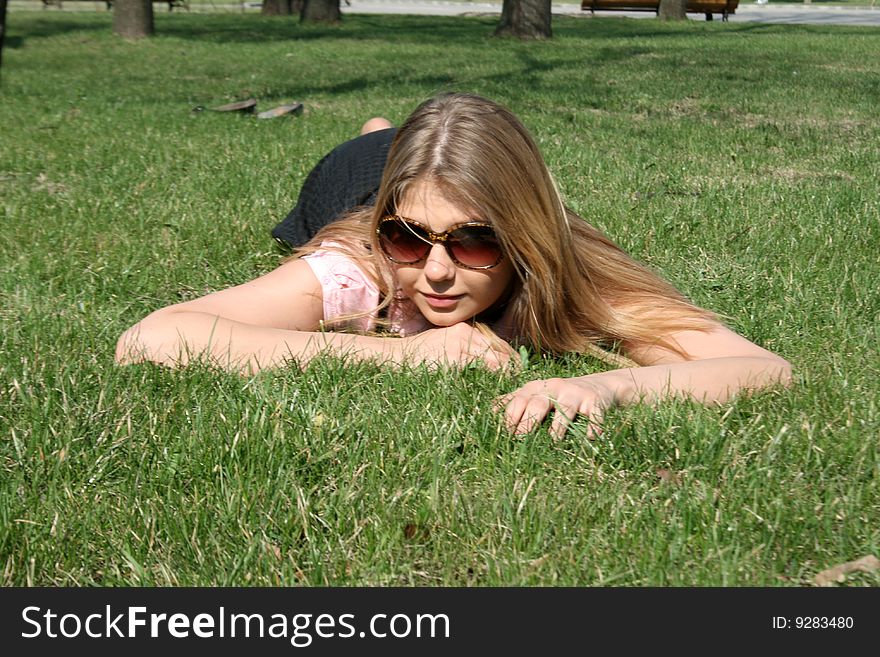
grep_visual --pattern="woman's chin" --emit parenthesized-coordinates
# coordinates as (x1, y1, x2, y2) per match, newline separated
(424, 313, 463, 327)
(414, 297, 492, 327)
(418, 306, 472, 327)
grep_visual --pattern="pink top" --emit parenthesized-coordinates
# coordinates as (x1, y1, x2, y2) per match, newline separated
(302, 247, 431, 336)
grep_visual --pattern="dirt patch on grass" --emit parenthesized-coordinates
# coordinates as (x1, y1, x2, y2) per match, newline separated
(668, 97, 701, 117)
(769, 167, 856, 183)
(724, 112, 873, 132)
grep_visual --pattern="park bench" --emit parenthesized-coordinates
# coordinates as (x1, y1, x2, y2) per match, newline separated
(581, 0, 739, 21)
(42, 0, 189, 10)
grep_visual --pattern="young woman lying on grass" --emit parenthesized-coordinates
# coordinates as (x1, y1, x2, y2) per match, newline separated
(116, 92, 791, 437)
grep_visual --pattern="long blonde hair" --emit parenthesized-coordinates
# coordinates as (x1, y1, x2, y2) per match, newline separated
(295, 93, 715, 363)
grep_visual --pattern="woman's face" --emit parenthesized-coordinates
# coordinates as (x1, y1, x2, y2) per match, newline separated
(389, 179, 514, 327)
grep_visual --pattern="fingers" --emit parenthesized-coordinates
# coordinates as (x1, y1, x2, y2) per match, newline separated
(472, 322, 516, 358)
(496, 379, 608, 439)
(452, 322, 514, 371)
(549, 395, 607, 439)
(406, 323, 511, 370)
(548, 401, 576, 439)
(503, 391, 554, 436)
(582, 402, 606, 439)
(479, 348, 511, 371)
(479, 340, 515, 371)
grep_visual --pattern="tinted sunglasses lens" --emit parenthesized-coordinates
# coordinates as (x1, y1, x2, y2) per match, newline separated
(379, 219, 430, 264)
(448, 225, 502, 268)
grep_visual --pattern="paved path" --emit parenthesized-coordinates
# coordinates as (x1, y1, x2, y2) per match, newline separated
(343, 1, 880, 26)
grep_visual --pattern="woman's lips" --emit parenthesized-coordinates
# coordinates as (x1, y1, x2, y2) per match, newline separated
(421, 293, 463, 309)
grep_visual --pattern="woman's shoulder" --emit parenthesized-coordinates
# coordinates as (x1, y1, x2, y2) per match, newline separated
(301, 245, 381, 331)
(302, 245, 377, 288)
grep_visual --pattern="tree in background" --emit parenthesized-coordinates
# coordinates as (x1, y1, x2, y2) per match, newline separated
(113, 0, 154, 39)
(495, 0, 551, 39)
(658, 0, 687, 20)
(262, 0, 304, 16)
(1, 0, 7, 76)
(301, 0, 340, 24)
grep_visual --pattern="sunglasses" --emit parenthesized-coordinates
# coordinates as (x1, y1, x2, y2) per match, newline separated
(376, 216, 504, 270)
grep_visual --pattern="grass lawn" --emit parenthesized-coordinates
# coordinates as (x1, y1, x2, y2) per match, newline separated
(1, 11, 878, 586)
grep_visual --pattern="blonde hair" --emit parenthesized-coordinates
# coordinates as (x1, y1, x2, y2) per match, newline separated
(295, 93, 715, 364)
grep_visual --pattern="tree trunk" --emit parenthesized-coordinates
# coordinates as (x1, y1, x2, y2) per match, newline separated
(301, 0, 340, 24)
(262, 0, 303, 16)
(494, 0, 552, 39)
(658, 0, 687, 20)
(0, 0, 7, 77)
(113, 0, 154, 39)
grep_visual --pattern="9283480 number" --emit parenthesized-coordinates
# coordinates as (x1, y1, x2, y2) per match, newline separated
(795, 617, 854, 629)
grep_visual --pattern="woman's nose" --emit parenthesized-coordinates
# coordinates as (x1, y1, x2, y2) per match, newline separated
(423, 244, 455, 281)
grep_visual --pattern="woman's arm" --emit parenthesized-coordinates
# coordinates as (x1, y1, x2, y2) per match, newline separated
(499, 323, 792, 437)
(116, 258, 347, 371)
(116, 259, 513, 372)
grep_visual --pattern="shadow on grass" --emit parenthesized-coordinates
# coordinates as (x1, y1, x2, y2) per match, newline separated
(5, 15, 111, 41)
(255, 49, 612, 107)
(9, 11, 878, 46)
(263, 71, 457, 98)
(154, 15, 777, 45)
(156, 14, 500, 44)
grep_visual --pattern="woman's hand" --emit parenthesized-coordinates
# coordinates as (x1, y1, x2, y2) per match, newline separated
(497, 373, 623, 438)
(398, 322, 515, 370)
(496, 324, 793, 439)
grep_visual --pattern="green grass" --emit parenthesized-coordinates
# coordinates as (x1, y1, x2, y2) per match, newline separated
(1, 12, 879, 586)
